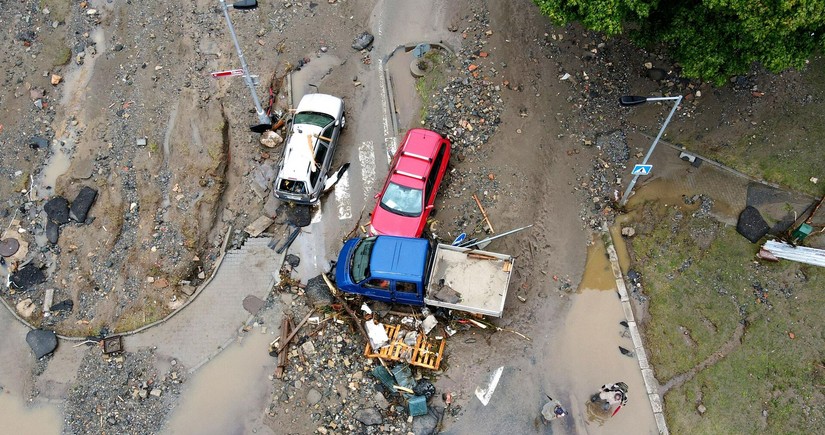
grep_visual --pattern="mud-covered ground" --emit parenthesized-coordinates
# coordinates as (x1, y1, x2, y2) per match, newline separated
(1, 0, 823, 433)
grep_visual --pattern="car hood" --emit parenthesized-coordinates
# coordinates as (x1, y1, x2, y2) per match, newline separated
(295, 93, 344, 118)
(371, 205, 422, 238)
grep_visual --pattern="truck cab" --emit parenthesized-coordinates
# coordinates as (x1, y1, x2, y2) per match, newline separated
(335, 236, 430, 305)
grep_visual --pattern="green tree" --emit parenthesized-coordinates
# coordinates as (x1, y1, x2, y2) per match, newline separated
(533, 0, 825, 85)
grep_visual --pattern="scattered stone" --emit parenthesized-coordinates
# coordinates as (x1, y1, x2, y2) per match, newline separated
(354, 408, 383, 426)
(300, 340, 316, 356)
(351, 31, 374, 50)
(50, 299, 74, 313)
(10, 263, 47, 290)
(285, 254, 300, 268)
(46, 219, 60, 244)
(307, 388, 322, 405)
(304, 275, 333, 308)
(150, 389, 162, 397)
(50, 74, 62, 85)
(17, 298, 37, 318)
(29, 136, 50, 150)
(260, 131, 283, 148)
(70, 186, 98, 222)
(26, 329, 58, 358)
(621, 226, 636, 237)
(44, 196, 70, 224)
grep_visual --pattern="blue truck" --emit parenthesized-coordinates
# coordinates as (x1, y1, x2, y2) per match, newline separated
(335, 236, 515, 317)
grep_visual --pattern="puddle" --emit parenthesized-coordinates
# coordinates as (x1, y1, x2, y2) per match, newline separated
(33, 137, 75, 201)
(0, 392, 62, 434)
(162, 326, 276, 435)
(557, 290, 659, 434)
(578, 235, 615, 291)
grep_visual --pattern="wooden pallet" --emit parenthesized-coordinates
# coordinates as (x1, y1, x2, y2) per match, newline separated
(365, 323, 445, 370)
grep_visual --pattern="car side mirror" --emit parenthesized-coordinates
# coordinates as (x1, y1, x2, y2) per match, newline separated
(425, 205, 434, 210)
(374, 193, 380, 199)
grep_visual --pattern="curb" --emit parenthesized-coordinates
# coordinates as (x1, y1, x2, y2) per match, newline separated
(604, 224, 669, 435)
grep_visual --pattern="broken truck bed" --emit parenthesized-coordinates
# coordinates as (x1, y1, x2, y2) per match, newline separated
(424, 244, 514, 317)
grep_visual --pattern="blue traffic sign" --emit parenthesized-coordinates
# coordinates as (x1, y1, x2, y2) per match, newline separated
(631, 164, 653, 175)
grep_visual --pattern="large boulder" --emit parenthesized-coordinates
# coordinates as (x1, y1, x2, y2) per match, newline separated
(736, 206, 770, 243)
(26, 329, 58, 359)
(44, 196, 70, 224)
(70, 186, 98, 223)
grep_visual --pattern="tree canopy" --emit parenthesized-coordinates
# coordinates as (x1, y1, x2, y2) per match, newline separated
(533, 0, 825, 85)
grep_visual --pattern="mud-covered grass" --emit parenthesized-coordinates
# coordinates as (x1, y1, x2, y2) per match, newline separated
(415, 50, 450, 120)
(677, 55, 825, 198)
(629, 201, 825, 433)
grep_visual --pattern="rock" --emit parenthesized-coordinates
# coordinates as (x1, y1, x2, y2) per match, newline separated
(46, 219, 60, 244)
(139, 389, 148, 399)
(304, 275, 333, 308)
(29, 136, 50, 150)
(242, 295, 265, 315)
(26, 329, 58, 358)
(373, 392, 390, 409)
(285, 254, 300, 267)
(260, 131, 283, 148)
(50, 74, 62, 85)
(70, 186, 98, 222)
(17, 298, 37, 318)
(351, 31, 374, 50)
(44, 196, 70, 224)
(300, 341, 316, 356)
(354, 408, 382, 426)
(621, 226, 636, 237)
(411, 408, 439, 434)
(50, 299, 74, 313)
(10, 263, 47, 290)
(736, 206, 770, 243)
(307, 388, 322, 405)
(150, 389, 162, 397)
(697, 404, 707, 414)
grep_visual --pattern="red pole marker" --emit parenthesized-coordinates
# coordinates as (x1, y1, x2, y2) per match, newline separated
(611, 405, 622, 417)
(210, 69, 245, 78)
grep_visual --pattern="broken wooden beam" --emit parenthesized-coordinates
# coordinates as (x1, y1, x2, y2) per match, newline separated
(472, 193, 495, 233)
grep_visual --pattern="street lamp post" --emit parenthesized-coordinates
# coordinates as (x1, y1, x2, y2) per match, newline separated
(618, 95, 683, 206)
(218, 0, 272, 131)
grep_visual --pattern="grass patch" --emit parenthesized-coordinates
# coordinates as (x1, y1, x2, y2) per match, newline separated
(629, 201, 825, 433)
(414, 50, 449, 121)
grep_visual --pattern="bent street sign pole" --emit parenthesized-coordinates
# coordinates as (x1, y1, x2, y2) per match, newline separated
(619, 95, 683, 206)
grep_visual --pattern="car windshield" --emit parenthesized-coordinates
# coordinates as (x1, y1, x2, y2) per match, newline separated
(380, 182, 423, 217)
(293, 112, 334, 129)
(350, 237, 377, 283)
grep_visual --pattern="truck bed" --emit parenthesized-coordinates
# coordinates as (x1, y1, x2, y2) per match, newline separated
(424, 244, 514, 317)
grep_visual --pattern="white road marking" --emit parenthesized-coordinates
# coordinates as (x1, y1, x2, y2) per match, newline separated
(335, 171, 352, 220)
(359, 141, 376, 197)
(475, 366, 504, 406)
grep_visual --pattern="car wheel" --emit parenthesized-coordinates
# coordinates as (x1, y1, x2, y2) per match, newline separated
(341, 115, 347, 130)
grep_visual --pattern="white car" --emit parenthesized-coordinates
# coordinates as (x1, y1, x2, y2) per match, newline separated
(273, 93, 345, 204)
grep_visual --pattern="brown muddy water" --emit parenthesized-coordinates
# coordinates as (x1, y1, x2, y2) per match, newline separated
(556, 240, 659, 434)
(162, 325, 276, 435)
(0, 392, 62, 434)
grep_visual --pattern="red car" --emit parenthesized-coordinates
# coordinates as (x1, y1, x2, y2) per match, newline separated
(369, 128, 451, 237)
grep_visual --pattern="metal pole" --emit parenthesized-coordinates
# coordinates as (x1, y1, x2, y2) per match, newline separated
(219, 0, 269, 125)
(619, 95, 682, 206)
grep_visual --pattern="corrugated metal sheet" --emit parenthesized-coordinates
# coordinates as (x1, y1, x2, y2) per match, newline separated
(763, 240, 825, 267)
